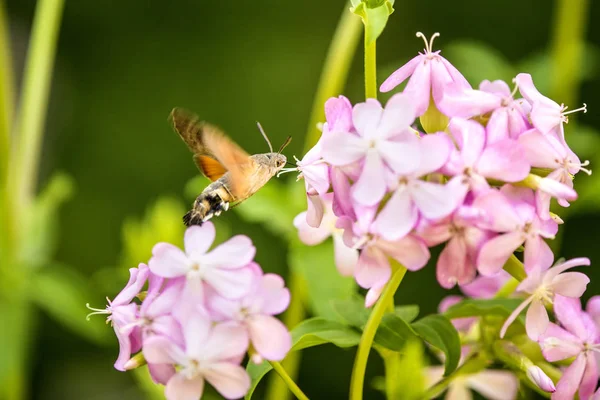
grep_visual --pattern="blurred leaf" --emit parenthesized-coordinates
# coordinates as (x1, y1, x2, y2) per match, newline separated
(393, 340, 427, 399)
(132, 367, 166, 400)
(395, 305, 420, 322)
(0, 301, 31, 389)
(373, 313, 419, 351)
(20, 173, 74, 269)
(412, 314, 460, 376)
(289, 240, 356, 320)
(444, 40, 516, 85)
(29, 263, 110, 344)
(245, 317, 360, 399)
(332, 295, 420, 327)
(444, 298, 522, 319)
(351, 1, 395, 46)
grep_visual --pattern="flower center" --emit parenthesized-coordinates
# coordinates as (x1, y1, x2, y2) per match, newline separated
(416, 31, 440, 58)
(182, 359, 202, 379)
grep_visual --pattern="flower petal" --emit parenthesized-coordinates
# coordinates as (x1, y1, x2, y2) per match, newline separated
(553, 353, 586, 400)
(477, 232, 524, 276)
(448, 118, 485, 167)
(293, 211, 330, 245)
(580, 353, 599, 400)
(413, 133, 451, 177)
(324, 95, 353, 132)
(538, 323, 584, 362)
(517, 129, 563, 168)
(523, 236, 554, 273)
(378, 93, 417, 138)
(201, 236, 255, 269)
(321, 131, 368, 166)
(200, 322, 249, 361)
(376, 235, 430, 271)
(553, 295, 597, 342)
(404, 61, 432, 116)
(377, 135, 421, 175)
(184, 224, 215, 258)
(410, 180, 458, 220)
(143, 335, 180, 365)
(255, 273, 291, 316)
(380, 55, 422, 92)
(373, 186, 417, 240)
(476, 139, 530, 182)
(149, 243, 190, 278)
(113, 265, 150, 306)
(552, 272, 590, 298)
(466, 370, 518, 400)
(202, 362, 251, 400)
(352, 149, 387, 206)
(148, 363, 176, 385)
(525, 298, 550, 340)
(247, 315, 291, 361)
(439, 86, 501, 118)
(203, 266, 255, 299)
(354, 246, 391, 289)
(436, 236, 476, 289)
(333, 233, 358, 276)
(165, 374, 204, 400)
(352, 99, 383, 139)
(306, 191, 325, 228)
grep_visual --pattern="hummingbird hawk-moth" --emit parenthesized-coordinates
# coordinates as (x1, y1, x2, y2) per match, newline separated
(169, 107, 292, 226)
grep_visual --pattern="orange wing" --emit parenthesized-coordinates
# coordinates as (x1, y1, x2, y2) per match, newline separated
(170, 108, 253, 196)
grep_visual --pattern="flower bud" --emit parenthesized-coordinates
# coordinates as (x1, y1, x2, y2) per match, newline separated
(526, 365, 556, 393)
(123, 353, 146, 370)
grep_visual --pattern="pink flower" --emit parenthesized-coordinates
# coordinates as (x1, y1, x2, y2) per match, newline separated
(439, 79, 531, 140)
(321, 93, 418, 206)
(144, 313, 250, 400)
(538, 296, 599, 400)
(515, 73, 587, 138)
(445, 118, 530, 202)
(439, 295, 476, 332)
(338, 206, 430, 300)
(293, 193, 358, 276)
(526, 365, 556, 393)
(459, 270, 512, 299)
(474, 186, 557, 275)
(500, 257, 590, 339)
(380, 32, 471, 116)
(148, 223, 255, 301)
(206, 264, 291, 361)
(372, 133, 457, 240)
(417, 206, 490, 289)
(427, 365, 518, 400)
(86, 264, 149, 371)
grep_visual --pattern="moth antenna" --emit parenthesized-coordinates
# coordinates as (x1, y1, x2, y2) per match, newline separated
(256, 122, 274, 153)
(278, 136, 292, 154)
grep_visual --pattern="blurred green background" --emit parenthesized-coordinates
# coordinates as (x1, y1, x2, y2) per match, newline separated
(3, 0, 600, 399)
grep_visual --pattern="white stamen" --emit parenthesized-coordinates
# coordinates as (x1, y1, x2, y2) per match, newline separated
(563, 103, 587, 116)
(277, 167, 299, 178)
(352, 235, 370, 250)
(578, 160, 592, 175)
(416, 31, 440, 54)
(85, 303, 110, 321)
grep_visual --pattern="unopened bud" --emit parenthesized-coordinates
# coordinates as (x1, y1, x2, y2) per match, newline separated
(123, 353, 146, 370)
(526, 365, 556, 393)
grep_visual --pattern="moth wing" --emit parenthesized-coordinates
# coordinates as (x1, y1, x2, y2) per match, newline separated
(170, 107, 252, 196)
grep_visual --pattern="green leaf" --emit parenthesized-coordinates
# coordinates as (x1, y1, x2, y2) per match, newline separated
(245, 318, 360, 399)
(290, 240, 356, 320)
(393, 340, 426, 399)
(374, 313, 419, 351)
(412, 314, 461, 376)
(20, 173, 74, 268)
(444, 41, 516, 85)
(443, 298, 523, 320)
(332, 296, 419, 327)
(351, 1, 395, 45)
(395, 305, 420, 323)
(29, 263, 110, 344)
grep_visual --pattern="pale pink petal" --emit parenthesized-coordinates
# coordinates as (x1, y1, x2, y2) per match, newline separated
(515, 73, 547, 105)
(165, 374, 204, 400)
(333, 233, 358, 276)
(143, 336, 179, 365)
(203, 267, 254, 299)
(376, 235, 430, 271)
(523, 236, 554, 273)
(148, 363, 177, 385)
(378, 93, 416, 138)
(200, 322, 249, 361)
(552, 272, 590, 298)
(430, 57, 455, 106)
(352, 150, 387, 206)
(476, 139, 530, 182)
(201, 236, 255, 269)
(544, 257, 591, 283)
(439, 86, 501, 118)
(352, 99, 383, 139)
(448, 118, 485, 166)
(324, 95, 353, 132)
(113, 265, 150, 306)
(486, 108, 510, 143)
(480, 79, 511, 96)
(526, 365, 556, 393)
(256, 274, 290, 316)
(144, 282, 183, 318)
(477, 232, 524, 276)
(410, 180, 458, 220)
(553, 295, 597, 342)
(437, 236, 476, 289)
(330, 167, 355, 219)
(205, 291, 239, 321)
(538, 323, 584, 361)
(182, 313, 213, 360)
(380, 55, 422, 92)
(553, 353, 586, 400)
(517, 129, 562, 168)
(586, 296, 600, 319)
(293, 211, 330, 245)
(355, 246, 391, 289)
(536, 176, 578, 201)
(530, 101, 563, 135)
(373, 187, 417, 240)
(301, 163, 330, 195)
(247, 315, 291, 361)
(446, 381, 473, 400)
(184, 224, 216, 258)
(472, 190, 522, 232)
(441, 57, 471, 89)
(460, 271, 511, 299)
(526, 298, 550, 340)
(365, 283, 385, 307)
(580, 353, 599, 400)
(149, 244, 190, 278)
(378, 136, 422, 175)
(466, 370, 518, 400)
(113, 317, 136, 370)
(500, 295, 533, 338)
(202, 362, 251, 400)
(413, 134, 452, 177)
(404, 62, 432, 116)
(321, 131, 368, 165)
(306, 191, 325, 228)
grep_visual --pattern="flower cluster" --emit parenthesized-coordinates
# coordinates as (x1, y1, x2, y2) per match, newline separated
(290, 32, 593, 397)
(87, 222, 291, 400)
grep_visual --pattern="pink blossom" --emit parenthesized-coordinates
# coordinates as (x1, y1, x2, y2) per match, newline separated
(417, 206, 490, 289)
(526, 365, 556, 393)
(380, 32, 470, 116)
(515, 73, 587, 138)
(439, 295, 475, 332)
(538, 296, 599, 400)
(321, 93, 418, 206)
(86, 264, 149, 371)
(206, 264, 291, 361)
(459, 270, 512, 299)
(144, 313, 250, 400)
(474, 186, 557, 275)
(439, 79, 531, 140)
(338, 206, 429, 300)
(148, 223, 255, 301)
(372, 133, 457, 240)
(427, 365, 518, 400)
(500, 257, 590, 340)
(444, 118, 530, 202)
(293, 193, 358, 276)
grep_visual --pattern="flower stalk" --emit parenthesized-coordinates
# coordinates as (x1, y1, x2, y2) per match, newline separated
(269, 361, 310, 400)
(364, 40, 377, 99)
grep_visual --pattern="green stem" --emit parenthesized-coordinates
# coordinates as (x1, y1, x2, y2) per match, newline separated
(303, 1, 362, 152)
(265, 271, 307, 400)
(364, 40, 377, 99)
(8, 0, 65, 215)
(494, 277, 520, 298)
(503, 254, 527, 282)
(349, 265, 406, 400)
(549, 0, 589, 108)
(269, 361, 310, 400)
(0, 0, 13, 182)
